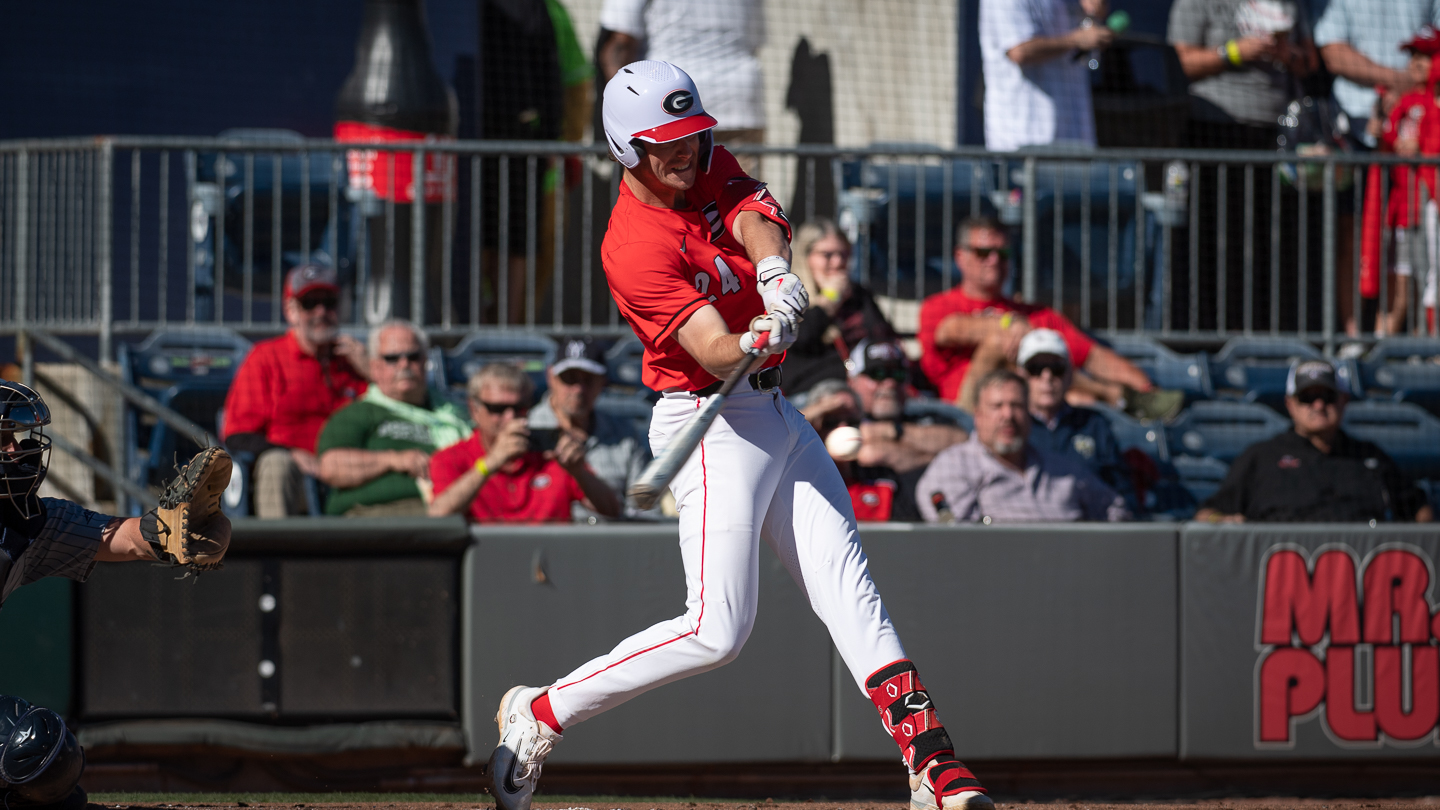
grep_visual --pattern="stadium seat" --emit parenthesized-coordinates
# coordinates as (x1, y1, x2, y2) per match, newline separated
(1359, 337, 1440, 419)
(903, 397, 974, 433)
(1208, 337, 1325, 413)
(1166, 400, 1291, 464)
(605, 335, 654, 399)
(1091, 402, 1168, 461)
(594, 392, 655, 438)
(1170, 454, 1230, 507)
(433, 329, 558, 408)
(119, 327, 251, 514)
(1340, 400, 1440, 480)
(1103, 335, 1212, 403)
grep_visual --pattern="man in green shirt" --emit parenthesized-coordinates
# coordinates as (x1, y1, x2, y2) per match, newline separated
(316, 321, 471, 516)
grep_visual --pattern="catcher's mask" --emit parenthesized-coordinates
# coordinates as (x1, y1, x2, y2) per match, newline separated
(0, 381, 51, 520)
(0, 706, 85, 804)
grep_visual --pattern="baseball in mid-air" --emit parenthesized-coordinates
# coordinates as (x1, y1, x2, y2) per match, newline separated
(825, 426, 863, 461)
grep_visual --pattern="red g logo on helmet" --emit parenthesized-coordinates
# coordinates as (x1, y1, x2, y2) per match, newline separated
(662, 90, 694, 116)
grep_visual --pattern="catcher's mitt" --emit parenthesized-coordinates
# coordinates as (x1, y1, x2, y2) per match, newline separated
(141, 446, 233, 571)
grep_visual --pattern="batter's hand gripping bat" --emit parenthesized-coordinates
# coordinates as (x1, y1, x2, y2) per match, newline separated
(627, 332, 768, 510)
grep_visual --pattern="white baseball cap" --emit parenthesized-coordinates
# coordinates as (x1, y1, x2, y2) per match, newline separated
(602, 61, 718, 170)
(1017, 328, 1070, 367)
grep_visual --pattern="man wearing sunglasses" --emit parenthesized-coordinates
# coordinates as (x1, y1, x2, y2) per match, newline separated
(222, 264, 369, 518)
(919, 216, 1155, 413)
(1015, 330, 1137, 514)
(837, 340, 967, 476)
(1196, 360, 1433, 523)
(314, 320, 471, 517)
(524, 338, 653, 521)
(428, 362, 621, 523)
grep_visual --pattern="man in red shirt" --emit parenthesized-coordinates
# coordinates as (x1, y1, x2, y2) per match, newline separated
(919, 216, 1153, 410)
(427, 362, 619, 523)
(486, 61, 992, 810)
(221, 264, 368, 517)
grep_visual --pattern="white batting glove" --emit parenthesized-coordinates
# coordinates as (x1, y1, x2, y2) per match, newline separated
(756, 256, 809, 323)
(739, 314, 797, 355)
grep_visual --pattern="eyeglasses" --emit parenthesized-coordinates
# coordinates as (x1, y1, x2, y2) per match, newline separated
(863, 366, 907, 383)
(471, 397, 529, 416)
(380, 351, 425, 365)
(296, 293, 339, 311)
(1024, 358, 1069, 378)
(965, 246, 1010, 261)
(1296, 388, 1339, 406)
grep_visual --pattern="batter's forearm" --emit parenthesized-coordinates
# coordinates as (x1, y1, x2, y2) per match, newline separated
(732, 212, 791, 265)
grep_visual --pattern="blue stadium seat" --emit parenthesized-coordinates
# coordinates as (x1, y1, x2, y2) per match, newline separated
(1209, 337, 1325, 413)
(433, 330, 558, 408)
(1170, 454, 1230, 507)
(605, 335, 654, 399)
(903, 397, 974, 433)
(1341, 400, 1440, 480)
(1360, 337, 1440, 419)
(1166, 400, 1291, 464)
(1091, 403, 1168, 461)
(594, 392, 655, 438)
(119, 327, 251, 515)
(1104, 335, 1213, 402)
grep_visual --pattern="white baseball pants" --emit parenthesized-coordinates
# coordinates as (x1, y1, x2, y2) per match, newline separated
(547, 386, 907, 728)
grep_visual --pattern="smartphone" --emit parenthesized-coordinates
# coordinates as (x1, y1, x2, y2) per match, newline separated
(528, 428, 561, 453)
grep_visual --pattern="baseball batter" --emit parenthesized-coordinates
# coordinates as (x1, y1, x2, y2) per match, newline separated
(489, 61, 991, 810)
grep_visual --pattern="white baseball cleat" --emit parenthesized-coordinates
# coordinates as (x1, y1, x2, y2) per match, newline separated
(488, 685, 562, 810)
(910, 767, 994, 810)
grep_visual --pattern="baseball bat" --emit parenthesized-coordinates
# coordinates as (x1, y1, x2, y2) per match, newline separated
(628, 333, 767, 510)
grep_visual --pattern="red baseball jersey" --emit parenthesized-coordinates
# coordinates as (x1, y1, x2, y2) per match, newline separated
(429, 433, 588, 524)
(603, 146, 791, 392)
(220, 331, 368, 452)
(918, 289, 1095, 402)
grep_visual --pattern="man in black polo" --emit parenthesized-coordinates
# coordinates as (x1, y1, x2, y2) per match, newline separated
(1196, 360, 1434, 524)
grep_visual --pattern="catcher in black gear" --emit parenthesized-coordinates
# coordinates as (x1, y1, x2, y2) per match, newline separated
(0, 379, 233, 607)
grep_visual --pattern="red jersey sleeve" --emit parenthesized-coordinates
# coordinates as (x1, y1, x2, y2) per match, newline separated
(221, 345, 275, 440)
(429, 438, 478, 502)
(702, 147, 792, 243)
(1032, 307, 1095, 369)
(604, 240, 712, 347)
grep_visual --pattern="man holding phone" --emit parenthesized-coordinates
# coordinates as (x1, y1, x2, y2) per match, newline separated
(428, 362, 621, 523)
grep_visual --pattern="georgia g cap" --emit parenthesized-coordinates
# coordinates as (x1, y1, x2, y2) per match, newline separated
(602, 60, 718, 171)
(283, 263, 339, 300)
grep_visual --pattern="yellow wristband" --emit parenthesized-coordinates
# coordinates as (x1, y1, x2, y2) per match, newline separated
(473, 456, 490, 477)
(1225, 39, 1242, 66)
(1000, 313, 1013, 329)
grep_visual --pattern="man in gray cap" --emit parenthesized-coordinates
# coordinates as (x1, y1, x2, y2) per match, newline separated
(1197, 360, 1434, 523)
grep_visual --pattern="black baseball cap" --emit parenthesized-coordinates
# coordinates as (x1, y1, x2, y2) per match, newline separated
(1286, 359, 1352, 397)
(551, 337, 608, 376)
(846, 339, 908, 377)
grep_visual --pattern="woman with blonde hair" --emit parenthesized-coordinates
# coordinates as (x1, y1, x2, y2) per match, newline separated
(781, 219, 899, 395)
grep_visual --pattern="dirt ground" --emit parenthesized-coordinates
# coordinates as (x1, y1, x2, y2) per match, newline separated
(90, 800, 1440, 810)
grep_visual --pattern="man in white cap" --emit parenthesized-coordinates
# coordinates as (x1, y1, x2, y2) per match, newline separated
(1016, 329, 1137, 512)
(1197, 360, 1434, 523)
(524, 337, 652, 520)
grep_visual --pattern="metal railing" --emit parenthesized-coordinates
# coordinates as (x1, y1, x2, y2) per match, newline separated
(3, 136, 1438, 357)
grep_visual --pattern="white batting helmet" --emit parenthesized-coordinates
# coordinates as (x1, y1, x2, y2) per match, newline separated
(602, 60, 718, 172)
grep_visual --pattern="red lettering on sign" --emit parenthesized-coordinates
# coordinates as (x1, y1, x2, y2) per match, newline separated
(1259, 647, 1326, 743)
(1363, 550, 1432, 644)
(1374, 645, 1439, 740)
(1323, 646, 1377, 741)
(1261, 549, 1361, 646)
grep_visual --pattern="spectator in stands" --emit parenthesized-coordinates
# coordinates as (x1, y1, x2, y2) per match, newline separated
(428, 362, 621, 523)
(781, 220, 898, 396)
(918, 370, 1129, 523)
(525, 337, 653, 520)
(804, 379, 922, 522)
(314, 321, 471, 517)
(221, 264, 368, 518)
(598, 0, 766, 172)
(978, 0, 1111, 152)
(918, 216, 1164, 414)
(1018, 329, 1137, 513)
(1316, 0, 1437, 146)
(1196, 360, 1435, 523)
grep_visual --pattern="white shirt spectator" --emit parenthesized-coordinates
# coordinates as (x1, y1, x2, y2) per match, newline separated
(980, 0, 1097, 152)
(1314, 0, 1440, 124)
(599, 0, 766, 131)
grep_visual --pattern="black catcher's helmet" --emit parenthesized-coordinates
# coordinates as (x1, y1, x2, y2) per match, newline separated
(0, 381, 51, 520)
(0, 707, 85, 804)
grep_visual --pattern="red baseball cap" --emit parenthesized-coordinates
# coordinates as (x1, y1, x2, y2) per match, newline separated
(283, 264, 339, 299)
(1402, 25, 1440, 56)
